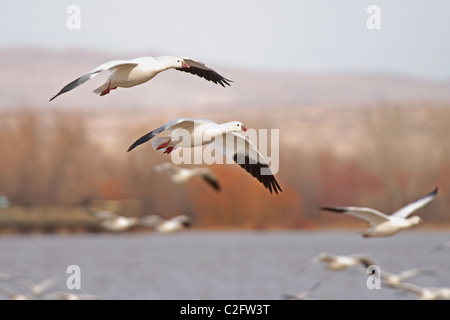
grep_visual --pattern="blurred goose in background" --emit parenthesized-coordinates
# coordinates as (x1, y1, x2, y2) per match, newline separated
(313, 252, 375, 271)
(140, 214, 191, 233)
(154, 162, 221, 191)
(50, 56, 231, 100)
(127, 117, 282, 194)
(320, 187, 438, 238)
(282, 282, 321, 300)
(89, 210, 140, 232)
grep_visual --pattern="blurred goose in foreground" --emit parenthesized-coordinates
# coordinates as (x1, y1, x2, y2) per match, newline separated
(0, 287, 35, 300)
(320, 188, 438, 238)
(127, 118, 282, 194)
(392, 282, 450, 300)
(360, 262, 436, 287)
(313, 253, 375, 271)
(43, 291, 101, 300)
(90, 210, 140, 232)
(432, 240, 450, 252)
(282, 282, 321, 300)
(0, 274, 56, 298)
(140, 214, 191, 233)
(50, 56, 231, 100)
(154, 162, 221, 191)
(380, 269, 436, 288)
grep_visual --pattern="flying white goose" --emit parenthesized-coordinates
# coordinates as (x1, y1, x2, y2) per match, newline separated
(392, 282, 450, 300)
(90, 210, 140, 232)
(432, 240, 450, 252)
(0, 287, 35, 300)
(380, 269, 435, 288)
(49, 56, 231, 101)
(313, 252, 375, 271)
(282, 282, 321, 300)
(127, 118, 282, 194)
(140, 214, 191, 233)
(43, 291, 101, 300)
(154, 162, 221, 191)
(359, 260, 436, 287)
(320, 188, 438, 238)
(0, 274, 56, 298)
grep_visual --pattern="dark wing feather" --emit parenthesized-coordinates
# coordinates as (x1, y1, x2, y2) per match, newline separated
(320, 206, 349, 213)
(50, 72, 101, 101)
(49, 60, 138, 101)
(202, 174, 221, 191)
(127, 130, 159, 152)
(176, 67, 232, 87)
(127, 118, 196, 152)
(233, 154, 282, 194)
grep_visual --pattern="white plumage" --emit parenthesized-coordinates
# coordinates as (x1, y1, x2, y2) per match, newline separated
(140, 215, 191, 233)
(127, 118, 282, 194)
(50, 56, 231, 101)
(154, 162, 221, 191)
(89, 210, 140, 232)
(313, 252, 375, 271)
(320, 188, 438, 237)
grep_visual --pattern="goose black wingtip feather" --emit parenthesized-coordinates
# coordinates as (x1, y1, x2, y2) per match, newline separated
(320, 206, 348, 213)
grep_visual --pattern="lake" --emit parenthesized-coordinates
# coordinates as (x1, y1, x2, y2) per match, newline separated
(0, 230, 449, 300)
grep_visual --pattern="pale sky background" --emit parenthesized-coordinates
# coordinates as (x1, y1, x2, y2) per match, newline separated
(1, 0, 449, 80)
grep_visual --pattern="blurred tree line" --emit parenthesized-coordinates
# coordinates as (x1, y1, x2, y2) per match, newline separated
(0, 104, 448, 231)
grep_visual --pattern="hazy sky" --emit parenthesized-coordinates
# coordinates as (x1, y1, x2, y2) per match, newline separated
(1, 0, 449, 79)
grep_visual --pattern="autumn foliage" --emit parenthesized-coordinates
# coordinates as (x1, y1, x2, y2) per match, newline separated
(0, 104, 449, 232)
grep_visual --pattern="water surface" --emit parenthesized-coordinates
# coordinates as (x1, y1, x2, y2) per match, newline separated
(0, 230, 449, 300)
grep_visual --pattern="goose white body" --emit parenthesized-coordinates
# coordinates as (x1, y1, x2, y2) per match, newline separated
(321, 188, 438, 237)
(50, 56, 231, 100)
(128, 118, 282, 194)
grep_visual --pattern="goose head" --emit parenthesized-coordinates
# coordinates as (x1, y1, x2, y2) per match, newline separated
(223, 121, 248, 133)
(408, 215, 423, 227)
(175, 57, 190, 68)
